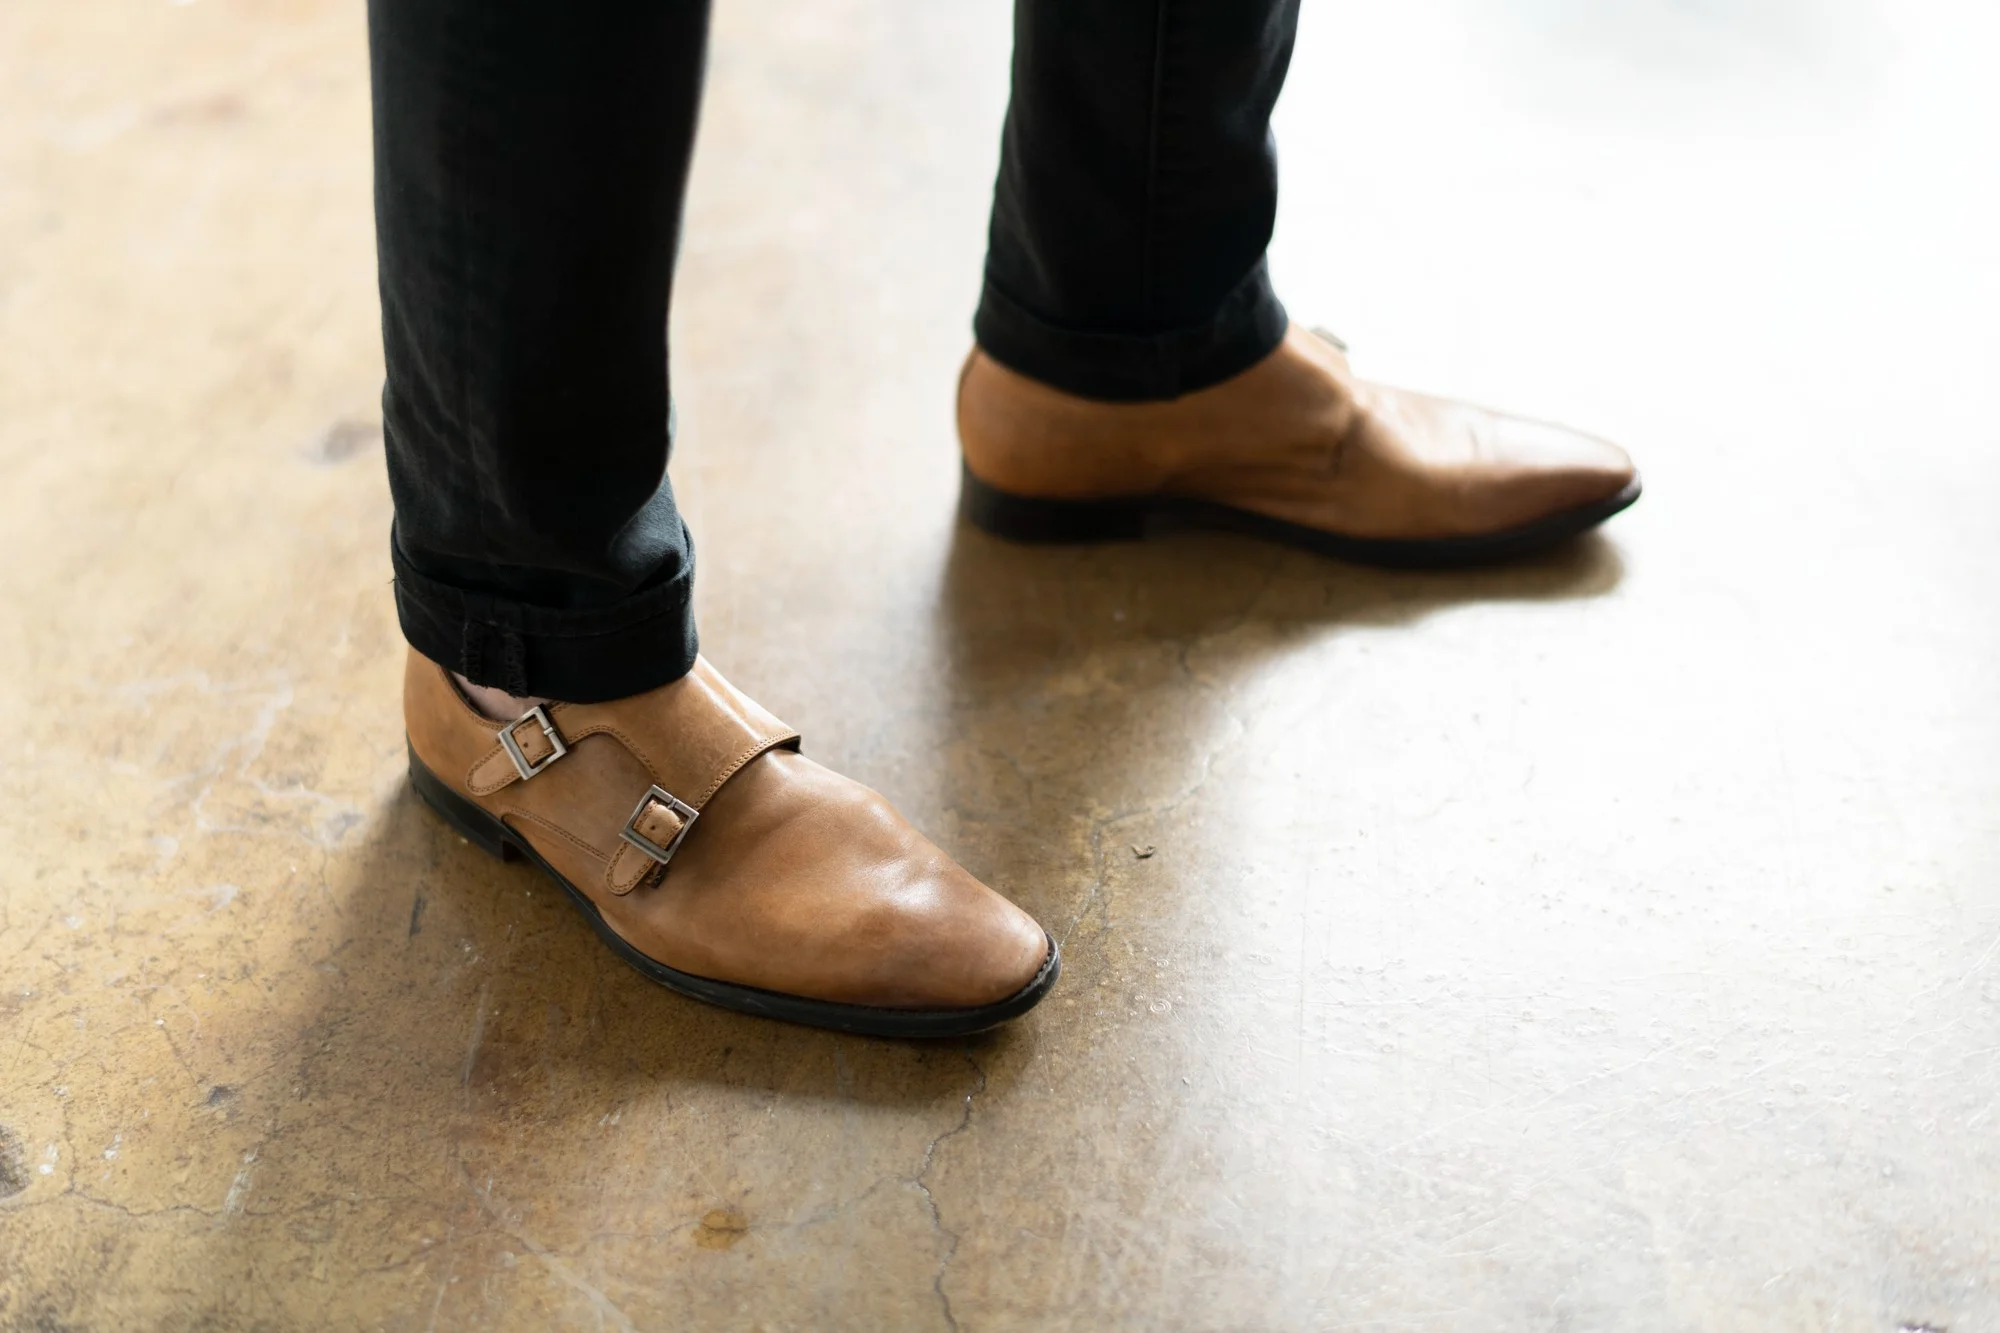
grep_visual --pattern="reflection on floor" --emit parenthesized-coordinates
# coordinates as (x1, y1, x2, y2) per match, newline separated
(2, 0, 1996, 1328)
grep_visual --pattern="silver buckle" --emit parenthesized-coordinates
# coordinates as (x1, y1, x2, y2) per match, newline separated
(498, 705, 567, 781)
(620, 785, 700, 867)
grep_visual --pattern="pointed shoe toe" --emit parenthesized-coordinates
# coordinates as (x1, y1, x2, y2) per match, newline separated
(1471, 408, 1639, 531)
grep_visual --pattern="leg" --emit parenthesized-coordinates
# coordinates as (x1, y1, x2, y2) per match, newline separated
(961, 0, 1639, 563)
(976, 0, 1300, 401)
(371, 0, 1056, 1035)
(371, 0, 708, 705)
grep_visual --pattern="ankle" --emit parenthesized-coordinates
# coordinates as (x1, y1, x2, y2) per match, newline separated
(454, 672, 548, 723)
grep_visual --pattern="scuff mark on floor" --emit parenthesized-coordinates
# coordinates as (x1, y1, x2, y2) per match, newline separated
(462, 1164, 638, 1332)
(221, 1149, 257, 1215)
(460, 983, 491, 1089)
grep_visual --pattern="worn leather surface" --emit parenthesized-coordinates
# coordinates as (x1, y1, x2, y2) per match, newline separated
(958, 321, 1637, 540)
(404, 650, 1050, 1009)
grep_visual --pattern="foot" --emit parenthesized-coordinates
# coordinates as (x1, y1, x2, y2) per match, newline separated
(957, 322, 1638, 563)
(407, 651, 1057, 1036)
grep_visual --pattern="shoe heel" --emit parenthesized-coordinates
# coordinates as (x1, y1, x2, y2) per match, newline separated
(408, 743, 519, 861)
(960, 464, 1148, 544)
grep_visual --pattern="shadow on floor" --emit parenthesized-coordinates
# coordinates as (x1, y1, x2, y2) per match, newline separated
(916, 515, 1629, 939)
(933, 514, 1627, 693)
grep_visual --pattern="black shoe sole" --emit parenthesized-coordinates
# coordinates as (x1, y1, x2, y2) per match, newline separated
(960, 463, 1642, 569)
(408, 744, 1060, 1039)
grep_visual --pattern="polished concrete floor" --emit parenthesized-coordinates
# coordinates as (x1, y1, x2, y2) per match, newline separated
(4, 1, 1998, 1329)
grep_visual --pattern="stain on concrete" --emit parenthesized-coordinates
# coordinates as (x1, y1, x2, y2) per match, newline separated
(693, 1207, 749, 1250)
(150, 92, 249, 127)
(0, 1124, 28, 1198)
(312, 418, 380, 464)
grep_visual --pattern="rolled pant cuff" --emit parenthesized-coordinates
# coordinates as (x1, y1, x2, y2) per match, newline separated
(391, 530, 698, 704)
(972, 259, 1289, 403)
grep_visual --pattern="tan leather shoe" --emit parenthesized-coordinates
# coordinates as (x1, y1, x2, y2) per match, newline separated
(403, 650, 1058, 1036)
(958, 323, 1639, 566)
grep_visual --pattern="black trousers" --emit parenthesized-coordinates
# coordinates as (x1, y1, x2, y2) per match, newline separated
(371, 0, 1301, 702)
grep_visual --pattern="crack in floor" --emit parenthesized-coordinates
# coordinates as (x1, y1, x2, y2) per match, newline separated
(911, 1048, 988, 1333)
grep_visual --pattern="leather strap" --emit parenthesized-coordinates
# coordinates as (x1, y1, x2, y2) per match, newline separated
(460, 659, 800, 896)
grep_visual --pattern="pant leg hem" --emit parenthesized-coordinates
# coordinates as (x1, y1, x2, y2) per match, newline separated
(972, 259, 1289, 402)
(391, 528, 699, 703)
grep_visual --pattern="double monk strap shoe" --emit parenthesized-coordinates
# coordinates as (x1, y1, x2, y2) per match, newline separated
(403, 650, 1059, 1037)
